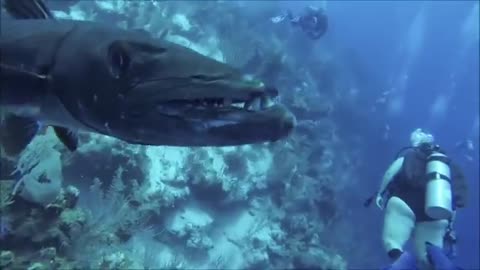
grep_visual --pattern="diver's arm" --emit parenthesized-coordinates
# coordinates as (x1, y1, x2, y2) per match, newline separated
(379, 157, 404, 193)
(376, 157, 404, 209)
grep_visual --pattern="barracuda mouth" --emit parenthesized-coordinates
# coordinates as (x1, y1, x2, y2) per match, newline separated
(158, 92, 278, 113)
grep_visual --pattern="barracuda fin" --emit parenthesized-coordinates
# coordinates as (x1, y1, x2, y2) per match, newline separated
(3, 0, 55, 20)
(53, 127, 79, 152)
(0, 115, 79, 156)
(0, 64, 49, 105)
(0, 115, 40, 156)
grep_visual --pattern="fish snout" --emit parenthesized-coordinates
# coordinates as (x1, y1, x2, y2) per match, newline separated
(282, 110, 296, 135)
(275, 105, 296, 139)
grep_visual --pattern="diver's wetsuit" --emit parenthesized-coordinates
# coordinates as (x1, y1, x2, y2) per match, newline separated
(388, 172, 434, 222)
(381, 145, 467, 270)
(386, 147, 466, 222)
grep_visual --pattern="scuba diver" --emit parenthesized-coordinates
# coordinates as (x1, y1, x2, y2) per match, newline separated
(271, 6, 328, 40)
(455, 139, 475, 162)
(365, 128, 468, 270)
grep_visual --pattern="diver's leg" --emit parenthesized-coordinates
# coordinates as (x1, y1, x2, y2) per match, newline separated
(413, 219, 449, 269)
(382, 196, 416, 259)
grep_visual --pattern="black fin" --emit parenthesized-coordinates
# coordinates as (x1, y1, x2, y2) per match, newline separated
(0, 115, 39, 156)
(53, 127, 78, 152)
(3, 0, 55, 20)
(0, 64, 49, 105)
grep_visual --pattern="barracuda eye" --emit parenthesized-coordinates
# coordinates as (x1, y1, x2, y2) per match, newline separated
(108, 41, 131, 79)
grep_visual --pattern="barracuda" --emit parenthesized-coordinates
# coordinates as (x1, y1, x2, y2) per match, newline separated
(0, 0, 295, 156)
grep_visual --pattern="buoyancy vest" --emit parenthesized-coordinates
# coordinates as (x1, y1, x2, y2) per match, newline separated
(389, 144, 468, 209)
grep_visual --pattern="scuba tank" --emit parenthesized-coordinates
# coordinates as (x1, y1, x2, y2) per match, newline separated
(425, 145, 453, 220)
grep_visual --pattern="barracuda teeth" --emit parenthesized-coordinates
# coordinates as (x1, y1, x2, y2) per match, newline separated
(260, 96, 275, 109)
(251, 97, 262, 111)
(244, 99, 253, 110)
(180, 97, 271, 110)
(242, 97, 263, 111)
(232, 102, 244, 109)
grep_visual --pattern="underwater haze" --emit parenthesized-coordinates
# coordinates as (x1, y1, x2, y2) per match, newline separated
(1, 1, 478, 269)
(323, 1, 480, 269)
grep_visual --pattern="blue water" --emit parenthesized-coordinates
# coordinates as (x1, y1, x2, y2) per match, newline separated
(3, 1, 477, 268)
(281, 1, 479, 268)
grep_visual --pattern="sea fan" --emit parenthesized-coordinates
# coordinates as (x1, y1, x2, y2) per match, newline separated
(67, 168, 139, 265)
(81, 168, 132, 232)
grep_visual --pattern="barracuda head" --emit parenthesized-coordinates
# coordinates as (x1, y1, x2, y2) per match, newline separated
(51, 24, 295, 146)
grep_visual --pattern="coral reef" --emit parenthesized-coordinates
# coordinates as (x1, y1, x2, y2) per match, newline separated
(0, 179, 83, 269)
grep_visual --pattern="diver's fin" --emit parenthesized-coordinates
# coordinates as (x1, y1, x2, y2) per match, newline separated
(382, 251, 417, 270)
(3, 0, 55, 19)
(0, 115, 39, 156)
(53, 127, 78, 152)
(426, 242, 462, 270)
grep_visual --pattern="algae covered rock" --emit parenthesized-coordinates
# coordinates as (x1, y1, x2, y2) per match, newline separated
(292, 247, 347, 270)
(39, 247, 56, 261)
(27, 262, 48, 270)
(0, 250, 15, 268)
(98, 252, 133, 270)
(0, 180, 15, 208)
(60, 208, 86, 229)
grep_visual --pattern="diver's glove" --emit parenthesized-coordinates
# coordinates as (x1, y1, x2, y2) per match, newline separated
(376, 192, 385, 210)
(363, 191, 384, 209)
